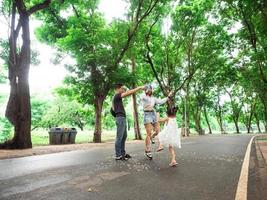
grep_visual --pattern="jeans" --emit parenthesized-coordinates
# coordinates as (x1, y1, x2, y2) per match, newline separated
(115, 116, 127, 157)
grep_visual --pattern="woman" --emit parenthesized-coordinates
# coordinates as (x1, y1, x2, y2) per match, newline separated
(141, 85, 172, 160)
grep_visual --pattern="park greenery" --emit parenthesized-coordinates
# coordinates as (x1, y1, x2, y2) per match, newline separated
(0, 0, 266, 148)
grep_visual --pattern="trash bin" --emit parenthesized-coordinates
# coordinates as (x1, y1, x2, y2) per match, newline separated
(69, 128, 77, 144)
(48, 127, 63, 145)
(62, 128, 71, 144)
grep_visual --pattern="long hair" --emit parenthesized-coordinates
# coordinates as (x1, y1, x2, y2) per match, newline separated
(145, 85, 153, 96)
(145, 90, 153, 96)
(167, 106, 178, 117)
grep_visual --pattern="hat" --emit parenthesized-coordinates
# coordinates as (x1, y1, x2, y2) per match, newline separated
(145, 84, 153, 91)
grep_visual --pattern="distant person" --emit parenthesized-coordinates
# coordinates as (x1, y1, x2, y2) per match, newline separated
(140, 85, 172, 160)
(158, 106, 181, 167)
(112, 83, 145, 160)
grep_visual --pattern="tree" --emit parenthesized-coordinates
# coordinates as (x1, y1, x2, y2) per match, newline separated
(221, 0, 267, 132)
(224, 86, 244, 133)
(39, 95, 90, 130)
(0, 0, 51, 149)
(31, 96, 50, 131)
(36, 0, 166, 142)
(143, 0, 231, 135)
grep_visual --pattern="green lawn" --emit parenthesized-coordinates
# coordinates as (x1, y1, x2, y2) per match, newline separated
(22, 129, 266, 147)
(256, 136, 267, 141)
(31, 129, 137, 147)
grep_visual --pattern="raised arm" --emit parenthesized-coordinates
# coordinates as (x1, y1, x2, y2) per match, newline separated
(155, 91, 173, 105)
(121, 86, 145, 98)
(155, 97, 169, 105)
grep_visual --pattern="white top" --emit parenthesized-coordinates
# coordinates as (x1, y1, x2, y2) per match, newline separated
(140, 93, 168, 111)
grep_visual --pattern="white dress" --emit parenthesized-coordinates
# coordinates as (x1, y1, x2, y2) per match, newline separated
(158, 118, 181, 148)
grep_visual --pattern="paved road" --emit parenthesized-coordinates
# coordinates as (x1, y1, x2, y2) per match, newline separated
(0, 135, 253, 200)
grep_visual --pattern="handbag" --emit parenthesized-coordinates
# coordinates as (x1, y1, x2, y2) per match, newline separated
(110, 96, 116, 117)
(110, 107, 116, 117)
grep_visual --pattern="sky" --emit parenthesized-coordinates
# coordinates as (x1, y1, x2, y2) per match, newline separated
(0, 0, 127, 96)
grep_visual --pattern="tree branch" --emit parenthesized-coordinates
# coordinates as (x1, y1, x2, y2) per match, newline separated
(14, 18, 22, 40)
(71, 4, 80, 18)
(144, 17, 167, 95)
(113, 0, 160, 69)
(15, 0, 27, 15)
(173, 66, 200, 95)
(28, 0, 51, 15)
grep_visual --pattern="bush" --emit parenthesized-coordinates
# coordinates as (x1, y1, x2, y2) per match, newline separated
(0, 117, 13, 143)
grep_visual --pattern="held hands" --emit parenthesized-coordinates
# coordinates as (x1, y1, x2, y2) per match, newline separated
(167, 91, 173, 98)
(139, 85, 146, 90)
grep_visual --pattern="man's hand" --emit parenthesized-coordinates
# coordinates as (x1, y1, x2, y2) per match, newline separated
(121, 85, 145, 98)
(139, 86, 146, 90)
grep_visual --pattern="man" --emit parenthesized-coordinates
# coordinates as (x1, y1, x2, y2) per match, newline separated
(140, 85, 172, 160)
(113, 83, 145, 160)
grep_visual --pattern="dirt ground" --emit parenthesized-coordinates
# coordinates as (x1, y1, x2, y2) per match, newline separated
(256, 136, 267, 165)
(0, 140, 143, 160)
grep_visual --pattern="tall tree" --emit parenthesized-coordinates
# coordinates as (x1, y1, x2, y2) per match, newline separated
(221, 0, 267, 132)
(224, 86, 244, 133)
(0, 0, 51, 149)
(36, 0, 166, 142)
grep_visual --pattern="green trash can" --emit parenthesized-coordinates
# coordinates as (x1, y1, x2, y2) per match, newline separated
(62, 128, 71, 144)
(48, 128, 63, 145)
(69, 128, 77, 144)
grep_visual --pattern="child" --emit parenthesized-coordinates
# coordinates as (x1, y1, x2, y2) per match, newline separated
(157, 106, 181, 167)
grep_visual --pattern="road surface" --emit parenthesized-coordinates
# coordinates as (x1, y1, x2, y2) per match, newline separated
(0, 135, 254, 200)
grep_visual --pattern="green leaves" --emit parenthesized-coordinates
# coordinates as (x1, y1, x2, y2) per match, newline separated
(30, 0, 267, 135)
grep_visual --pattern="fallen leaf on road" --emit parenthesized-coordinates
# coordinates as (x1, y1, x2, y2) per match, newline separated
(87, 187, 98, 192)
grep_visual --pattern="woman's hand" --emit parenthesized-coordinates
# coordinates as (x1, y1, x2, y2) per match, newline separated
(167, 91, 173, 98)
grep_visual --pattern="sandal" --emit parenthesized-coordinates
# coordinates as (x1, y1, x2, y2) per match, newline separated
(169, 162, 178, 167)
(145, 151, 153, 160)
(156, 148, 164, 152)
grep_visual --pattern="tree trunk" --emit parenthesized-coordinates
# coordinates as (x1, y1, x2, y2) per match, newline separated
(185, 83, 190, 136)
(217, 117, 224, 134)
(263, 100, 267, 133)
(181, 98, 186, 137)
(93, 98, 104, 143)
(132, 93, 142, 140)
(233, 119, 240, 134)
(203, 106, 212, 134)
(255, 114, 262, 133)
(131, 58, 142, 140)
(193, 107, 203, 135)
(0, 1, 51, 149)
(215, 94, 226, 134)
(246, 120, 251, 133)
(247, 102, 256, 133)
(1, 7, 32, 149)
(216, 111, 225, 134)
(257, 121, 261, 133)
(254, 106, 261, 133)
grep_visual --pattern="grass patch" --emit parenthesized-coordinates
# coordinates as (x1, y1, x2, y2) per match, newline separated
(31, 129, 137, 147)
(256, 137, 267, 141)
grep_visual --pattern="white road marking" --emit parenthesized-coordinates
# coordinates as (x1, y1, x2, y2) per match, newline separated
(235, 135, 257, 200)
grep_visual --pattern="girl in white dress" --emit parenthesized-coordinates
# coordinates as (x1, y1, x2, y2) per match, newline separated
(157, 106, 181, 167)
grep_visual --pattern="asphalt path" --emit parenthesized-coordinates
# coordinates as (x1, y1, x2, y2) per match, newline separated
(0, 135, 253, 200)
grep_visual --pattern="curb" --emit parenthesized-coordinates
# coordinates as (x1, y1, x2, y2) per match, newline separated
(235, 135, 265, 200)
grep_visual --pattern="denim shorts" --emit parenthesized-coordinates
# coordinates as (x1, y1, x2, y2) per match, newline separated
(144, 111, 157, 125)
